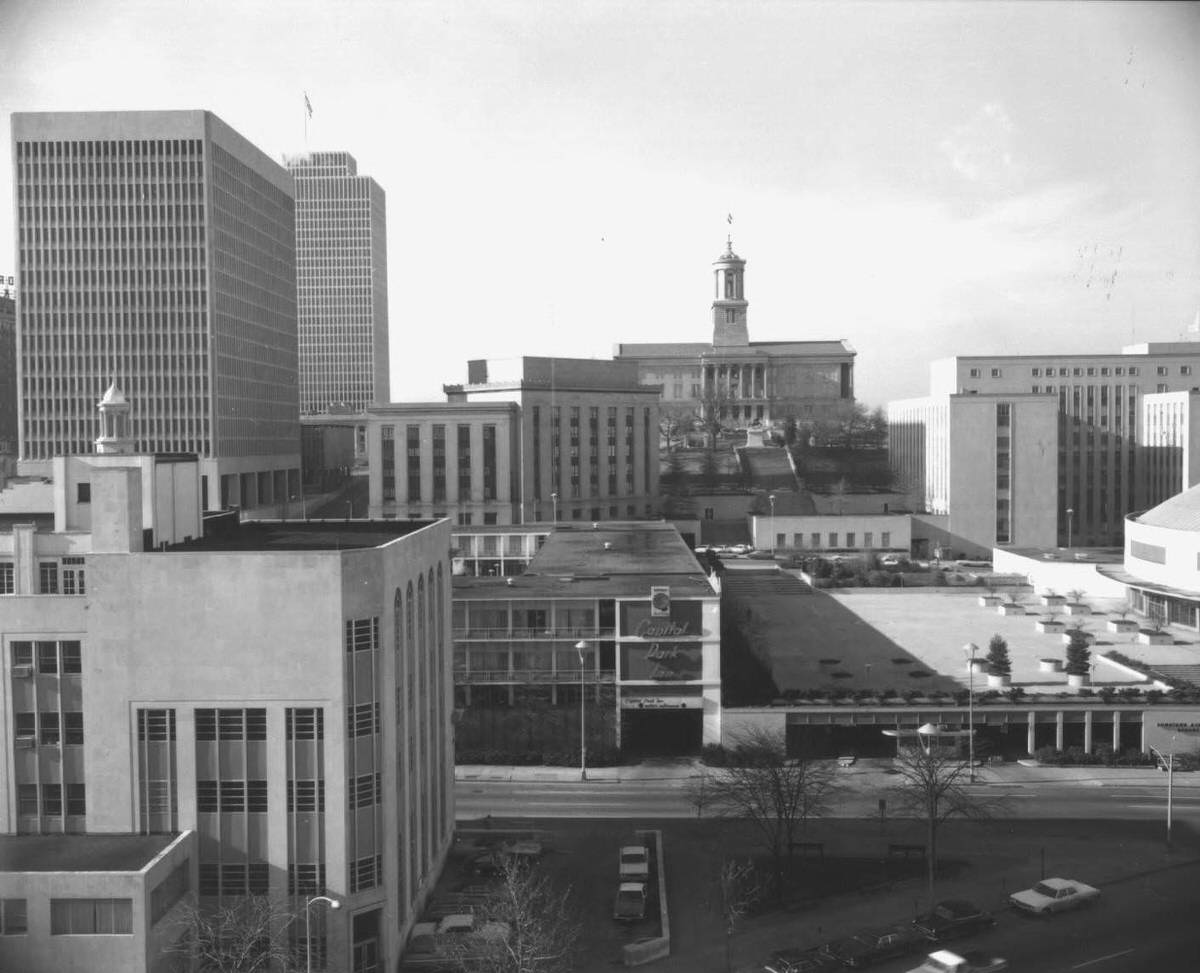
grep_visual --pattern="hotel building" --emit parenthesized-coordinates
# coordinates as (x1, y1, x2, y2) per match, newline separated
(283, 152, 389, 415)
(615, 240, 856, 431)
(0, 294, 15, 461)
(1, 422, 453, 971)
(11, 110, 301, 512)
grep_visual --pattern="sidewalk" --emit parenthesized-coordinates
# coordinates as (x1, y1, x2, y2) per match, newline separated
(455, 757, 1200, 787)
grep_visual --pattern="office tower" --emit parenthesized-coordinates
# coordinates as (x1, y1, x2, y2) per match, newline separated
(0, 294, 14, 460)
(284, 152, 389, 415)
(12, 110, 301, 511)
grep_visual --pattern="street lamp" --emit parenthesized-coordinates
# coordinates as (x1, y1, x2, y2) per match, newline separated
(964, 642, 979, 782)
(768, 494, 776, 555)
(1151, 736, 1177, 848)
(575, 640, 588, 781)
(305, 895, 341, 973)
(551, 492, 558, 526)
(1066, 507, 1074, 549)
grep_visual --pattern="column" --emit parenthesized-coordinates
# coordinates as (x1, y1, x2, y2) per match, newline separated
(1112, 710, 1121, 751)
(1027, 711, 1036, 756)
(1055, 711, 1064, 751)
(1083, 710, 1093, 754)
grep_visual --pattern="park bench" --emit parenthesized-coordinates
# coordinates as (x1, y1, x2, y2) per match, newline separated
(887, 843, 926, 860)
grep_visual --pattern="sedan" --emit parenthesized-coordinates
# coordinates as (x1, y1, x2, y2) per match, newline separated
(765, 946, 842, 973)
(912, 899, 996, 941)
(821, 925, 928, 968)
(1009, 877, 1100, 915)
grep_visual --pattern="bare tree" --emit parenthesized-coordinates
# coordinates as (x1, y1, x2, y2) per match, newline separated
(698, 726, 840, 899)
(888, 745, 1004, 897)
(459, 856, 582, 973)
(166, 895, 302, 973)
(716, 857, 762, 973)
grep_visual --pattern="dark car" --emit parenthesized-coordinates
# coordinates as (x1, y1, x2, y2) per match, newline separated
(765, 946, 843, 973)
(912, 900, 996, 942)
(821, 925, 927, 968)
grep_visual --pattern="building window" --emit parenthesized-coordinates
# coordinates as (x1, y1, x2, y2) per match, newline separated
(39, 562, 58, 594)
(703, 507, 714, 520)
(991, 368, 1002, 377)
(1128, 366, 1138, 376)
(0, 561, 12, 594)
(77, 483, 91, 504)
(881, 531, 891, 547)
(62, 557, 85, 595)
(846, 532, 856, 547)
(1031, 368, 1041, 377)
(350, 855, 383, 893)
(0, 899, 27, 935)
(40, 712, 61, 745)
(51, 899, 133, 935)
(829, 533, 839, 548)
(1157, 366, 1168, 376)
(67, 783, 86, 816)
(64, 712, 84, 745)
(811, 532, 820, 548)
(1182, 366, 1193, 376)
(968, 368, 980, 378)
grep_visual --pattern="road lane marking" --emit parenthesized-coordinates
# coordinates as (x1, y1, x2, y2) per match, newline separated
(1069, 948, 1135, 969)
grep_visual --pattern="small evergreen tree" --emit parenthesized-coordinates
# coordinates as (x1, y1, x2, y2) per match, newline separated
(1064, 629, 1092, 676)
(985, 634, 1011, 677)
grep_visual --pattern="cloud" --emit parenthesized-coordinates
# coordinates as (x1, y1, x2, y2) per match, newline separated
(940, 102, 1023, 190)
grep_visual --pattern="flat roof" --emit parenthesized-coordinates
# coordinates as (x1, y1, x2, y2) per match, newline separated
(164, 519, 436, 553)
(0, 833, 177, 873)
(453, 522, 713, 599)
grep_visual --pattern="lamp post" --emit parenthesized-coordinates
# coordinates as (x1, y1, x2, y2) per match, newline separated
(551, 492, 558, 526)
(768, 493, 776, 555)
(575, 639, 588, 781)
(1066, 507, 1074, 549)
(305, 895, 341, 973)
(964, 642, 979, 783)
(1168, 734, 1175, 849)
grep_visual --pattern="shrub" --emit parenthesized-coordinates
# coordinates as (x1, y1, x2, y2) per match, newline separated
(986, 634, 1012, 677)
(1064, 630, 1092, 676)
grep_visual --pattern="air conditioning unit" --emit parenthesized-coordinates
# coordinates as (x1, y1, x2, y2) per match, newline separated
(15, 736, 35, 749)
(12, 664, 33, 678)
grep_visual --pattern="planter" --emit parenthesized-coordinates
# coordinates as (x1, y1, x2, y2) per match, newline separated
(1039, 658, 1063, 673)
(1064, 603, 1091, 616)
(1137, 629, 1173, 645)
(978, 595, 1002, 607)
(987, 672, 1011, 689)
(1036, 619, 1065, 634)
(1067, 672, 1090, 689)
(1106, 618, 1139, 633)
(1061, 631, 1095, 646)
(1040, 594, 1066, 606)
(997, 603, 1025, 616)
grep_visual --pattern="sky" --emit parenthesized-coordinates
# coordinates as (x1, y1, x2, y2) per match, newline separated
(2, 0, 1199, 408)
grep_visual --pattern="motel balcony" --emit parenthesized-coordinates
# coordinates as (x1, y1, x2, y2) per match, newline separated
(453, 627, 617, 641)
(454, 667, 617, 685)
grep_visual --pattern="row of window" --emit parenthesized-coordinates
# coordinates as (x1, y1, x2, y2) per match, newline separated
(770, 531, 893, 549)
(16, 783, 86, 817)
(11, 640, 82, 672)
(0, 561, 86, 595)
(14, 711, 84, 745)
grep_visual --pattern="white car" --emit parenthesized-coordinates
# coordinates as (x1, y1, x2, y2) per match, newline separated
(1008, 877, 1100, 914)
(906, 950, 1008, 973)
(619, 844, 650, 880)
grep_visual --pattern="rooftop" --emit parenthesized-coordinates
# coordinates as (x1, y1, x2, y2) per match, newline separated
(0, 833, 179, 873)
(453, 522, 714, 599)
(164, 518, 436, 553)
(1135, 485, 1200, 531)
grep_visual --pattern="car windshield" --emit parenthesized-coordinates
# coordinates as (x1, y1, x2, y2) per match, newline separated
(621, 850, 645, 862)
(1031, 882, 1060, 896)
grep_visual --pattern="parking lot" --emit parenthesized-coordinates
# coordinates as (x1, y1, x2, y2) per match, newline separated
(422, 814, 1200, 973)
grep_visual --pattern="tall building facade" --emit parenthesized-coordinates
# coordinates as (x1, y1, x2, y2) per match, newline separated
(283, 152, 389, 415)
(614, 240, 856, 432)
(1, 449, 453, 972)
(0, 294, 15, 462)
(11, 111, 301, 511)
(890, 343, 1200, 551)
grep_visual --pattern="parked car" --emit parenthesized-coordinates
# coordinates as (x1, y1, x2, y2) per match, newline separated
(905, 949, 1009, 973)
(912, 900, 995, 941)
(821, 925, 927, 968)
(471, 838, 543, 876)
(1009, 877, 1099, 915)
(618, 844, 650, 880)
(880, 554, 909, 567)
(407, 913, 511, 961)
(765, 946, 843, 973)
(613, 881, 647, 921)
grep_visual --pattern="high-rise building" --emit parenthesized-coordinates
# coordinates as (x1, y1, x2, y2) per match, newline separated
(0, 429, 453, 970)
(614, 239, 856, 434)
(0, 294, 15, 461)
(284, 152, 389, 415)
(12, 110, 301, 511)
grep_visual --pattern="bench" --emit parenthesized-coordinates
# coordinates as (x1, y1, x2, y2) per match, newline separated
(886, 843, 926, 860)
(789, 841, 824, 860)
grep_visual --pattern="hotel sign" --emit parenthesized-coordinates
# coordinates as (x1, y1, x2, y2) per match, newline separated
(620, 643, 703, 681)
(620, 600, 703, 638)
(620, 694, 703, 710)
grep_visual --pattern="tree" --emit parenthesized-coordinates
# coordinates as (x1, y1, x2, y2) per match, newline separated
(985, 634, 1011, 677)
(715, 857, 761, 973)
(1064, 629, 1092, 676)
(459, 856, 582, 973)
(693, 726, 839, 899)
(166, 896, 303, 973)
(888, 745, 1002, 897)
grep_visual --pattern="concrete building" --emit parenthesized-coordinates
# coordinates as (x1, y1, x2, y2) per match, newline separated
(1119, 484, 1200, 630)
(11, 111, 301, 512)
(452, 521, 722, 756)
(891, 344, 1200, 551)
(749, 512, 912, 557)
(1, 438, 453, 970)
(284, 152, 389, 415)
(365, 357, 661, 525)
(0, 294, 15, 462)
(614, 239, 856, 432)
(887, 392, 1060, 557)
(449, 524, 551, 577)
(1141, 390, 1200, 512)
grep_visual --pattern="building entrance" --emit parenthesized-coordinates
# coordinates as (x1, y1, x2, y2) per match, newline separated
(621, 710, 702, 756)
